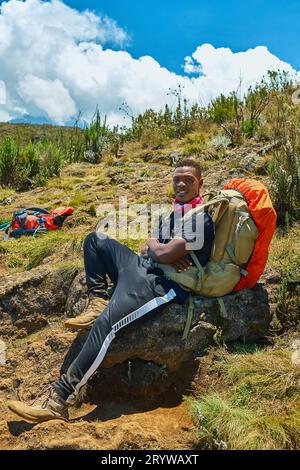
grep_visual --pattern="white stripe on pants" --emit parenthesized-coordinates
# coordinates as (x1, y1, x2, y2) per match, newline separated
(66, 288, 176, 404)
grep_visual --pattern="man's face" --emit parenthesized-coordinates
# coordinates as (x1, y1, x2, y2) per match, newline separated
(173, 166, 202, 203)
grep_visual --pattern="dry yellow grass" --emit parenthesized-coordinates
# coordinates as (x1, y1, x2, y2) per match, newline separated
(188, 345, 300, 450)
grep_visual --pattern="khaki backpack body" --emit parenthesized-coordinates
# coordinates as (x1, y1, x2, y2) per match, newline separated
(155, 189, 259, 297)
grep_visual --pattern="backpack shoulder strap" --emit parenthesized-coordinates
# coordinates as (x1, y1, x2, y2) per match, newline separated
(182, 293, 195, 340)
(189, 251, 205, 275)
(180, 195, 230, 226)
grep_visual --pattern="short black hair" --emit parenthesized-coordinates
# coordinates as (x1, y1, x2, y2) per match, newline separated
(175, 158, 202, 179)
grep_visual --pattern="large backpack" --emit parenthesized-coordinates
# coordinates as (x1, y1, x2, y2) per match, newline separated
(224, 179, 277, 291)
(156, 179, 277, 297)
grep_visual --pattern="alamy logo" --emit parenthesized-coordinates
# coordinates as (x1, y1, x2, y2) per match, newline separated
(95, 196, 205, 250)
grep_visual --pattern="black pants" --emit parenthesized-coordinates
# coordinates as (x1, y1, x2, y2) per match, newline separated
(53, 232, 177, 403)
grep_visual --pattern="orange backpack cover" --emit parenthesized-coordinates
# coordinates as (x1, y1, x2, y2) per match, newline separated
(224, 179, 277, 291)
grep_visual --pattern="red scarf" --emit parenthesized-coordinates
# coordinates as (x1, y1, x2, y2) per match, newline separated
(173, 194, 204, 214)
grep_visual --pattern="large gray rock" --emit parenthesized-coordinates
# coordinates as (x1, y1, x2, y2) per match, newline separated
(0, 265, 273, 399)
(63, 271, 272, 400)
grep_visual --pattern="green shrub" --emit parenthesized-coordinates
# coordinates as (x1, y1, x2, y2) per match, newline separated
(207, 71, 292, 142)
(269, 152, 300, 227)
(58, 124, 84, 163)
(267, 95, 300, 227)
(37, 140, 64, 179)
(241, 119, 257, 138)
(183, 134, 206, 157)
(17, 143, 41, 190)
(242, 80, 270, 137)
(275, 251, 300, 331)
(123, 87, 206, 143)
(269, 148, 300, 228)
(0, 136, 19, 187)
(84, 109, 111, 159)
(0, 136, 65, 189)
(208, 92, 241, 125)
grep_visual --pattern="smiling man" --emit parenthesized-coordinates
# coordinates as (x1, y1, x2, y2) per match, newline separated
(7, 158, 215, 423)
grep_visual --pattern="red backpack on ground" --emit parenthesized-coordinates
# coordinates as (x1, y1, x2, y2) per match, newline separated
(8, 207, 74, 238)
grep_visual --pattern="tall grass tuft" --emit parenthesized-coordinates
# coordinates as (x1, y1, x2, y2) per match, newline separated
(0, 135, 20, 187)
(188, 347, 300, 450)
(268, 93, 300, 227)
(84, 108, 111, 161)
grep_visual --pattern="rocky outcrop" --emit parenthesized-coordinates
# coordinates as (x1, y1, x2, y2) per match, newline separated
(0, 265, 274, 399)
(62, 270, 273, 400)
(0, 266, 79, 338)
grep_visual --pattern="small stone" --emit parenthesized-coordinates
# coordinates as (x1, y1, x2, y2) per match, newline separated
(83, 150, 100, 164)
(75, 183, 92, 191)
(291, 340, 300, 350)
(169, 151, 184, 166)
(0, 379, 11, 390)
(291, 350, 300, 365)
(0, 196, 14, 206)
(0, 339, 6, 365)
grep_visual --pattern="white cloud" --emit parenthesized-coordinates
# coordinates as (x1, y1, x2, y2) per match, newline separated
(18, 75, 76, 123)
(0, 0, 299, 125)
(183, 44, 300, 104)
(0, 80, 6, 105)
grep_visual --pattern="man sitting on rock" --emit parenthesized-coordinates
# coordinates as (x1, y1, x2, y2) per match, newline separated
(7, 159, 215, 423)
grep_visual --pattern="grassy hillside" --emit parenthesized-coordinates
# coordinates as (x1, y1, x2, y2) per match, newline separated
(0, 122, 80, 147)
(0, 72, 299, 449)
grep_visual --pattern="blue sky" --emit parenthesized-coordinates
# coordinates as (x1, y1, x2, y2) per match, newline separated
(66, 0, 300, 74)
(0, 0, 299, 124)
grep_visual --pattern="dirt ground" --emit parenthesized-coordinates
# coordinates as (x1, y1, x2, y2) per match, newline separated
(0, 140, 276, 450)
(0, 323, 199, 450)
(0, 401, 197, 450)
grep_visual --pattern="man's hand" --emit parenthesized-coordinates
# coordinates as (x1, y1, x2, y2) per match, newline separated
(146, 237, 188, 264)
(140, 243, 149, 258)
(170, 255, 192, 272)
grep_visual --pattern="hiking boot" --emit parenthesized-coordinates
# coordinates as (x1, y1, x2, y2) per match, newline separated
(7, 385, 69, 424)
(64, 296, 109, 330)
